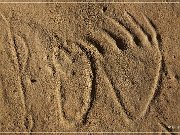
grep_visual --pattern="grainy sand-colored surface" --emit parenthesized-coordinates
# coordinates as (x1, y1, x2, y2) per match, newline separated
(0, 0, 180, 133)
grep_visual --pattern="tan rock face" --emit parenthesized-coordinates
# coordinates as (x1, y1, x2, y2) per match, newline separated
(0, 1, 179, 133)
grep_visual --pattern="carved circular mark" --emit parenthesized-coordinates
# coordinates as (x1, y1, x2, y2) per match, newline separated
(175, 74, 180, 80)
(71, 70, 76, 76)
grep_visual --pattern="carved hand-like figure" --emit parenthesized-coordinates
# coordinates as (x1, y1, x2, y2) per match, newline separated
(52, 40, 95, 127)
(79, 11, 162, 119)
(0, 13, 30, 131)
(1, 11, 97, 131)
